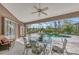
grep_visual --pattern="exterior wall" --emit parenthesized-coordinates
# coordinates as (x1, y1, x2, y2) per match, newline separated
(0, 4, 23, 38)
(0, 17, 20, 39)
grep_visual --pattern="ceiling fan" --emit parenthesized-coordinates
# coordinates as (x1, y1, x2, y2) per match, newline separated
(32, 3, 48, 17)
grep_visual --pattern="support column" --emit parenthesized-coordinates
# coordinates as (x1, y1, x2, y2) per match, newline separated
(0, 17, 5, 35)
(25, 24, 28, 36)
(15, 23, 19, 38)
(24, 24, 26, 37)
(18, 24, 20, 37)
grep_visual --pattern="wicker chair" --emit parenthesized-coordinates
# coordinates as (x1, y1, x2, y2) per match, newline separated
(52, 39, 67, 54)
(23, 37, 32, 54)
(32, 45, 43, 55)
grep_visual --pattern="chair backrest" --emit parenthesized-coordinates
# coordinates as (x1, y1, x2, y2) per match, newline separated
(62, 39, 67, 51)
(53, 39, 63, 48)
(23, 37, 27, 46)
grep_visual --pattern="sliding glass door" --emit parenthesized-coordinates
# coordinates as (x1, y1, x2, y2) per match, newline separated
(4, 18, 16, 40)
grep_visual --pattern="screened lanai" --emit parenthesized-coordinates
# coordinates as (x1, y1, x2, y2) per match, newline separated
(0, 3, 79, 55)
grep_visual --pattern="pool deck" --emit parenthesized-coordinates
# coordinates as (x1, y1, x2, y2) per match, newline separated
(17, 33, 79, 55)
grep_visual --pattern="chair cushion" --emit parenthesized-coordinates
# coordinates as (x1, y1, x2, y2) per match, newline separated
(26, 44, 32, 48)
(0, 35, 11, 50)
(32, 46, 43, 54)
(52, 46, 64, 53)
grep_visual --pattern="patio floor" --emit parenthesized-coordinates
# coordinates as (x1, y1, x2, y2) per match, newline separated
(0, 35, 79, 55)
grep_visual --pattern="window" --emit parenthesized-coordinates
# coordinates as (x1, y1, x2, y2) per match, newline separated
(4, 18, 16, 40)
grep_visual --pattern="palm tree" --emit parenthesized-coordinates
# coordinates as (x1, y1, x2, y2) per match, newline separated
(58, 20, 61, 33)
(63, 20, 74, 34)
(54, 21, 57, 34)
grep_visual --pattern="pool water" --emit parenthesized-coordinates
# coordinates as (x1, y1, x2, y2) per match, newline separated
(43, 33, 71, 38)
(41, 33, 71, 44)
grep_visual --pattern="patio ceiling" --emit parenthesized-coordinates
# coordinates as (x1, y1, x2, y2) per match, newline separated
(2, 3, 79, 23)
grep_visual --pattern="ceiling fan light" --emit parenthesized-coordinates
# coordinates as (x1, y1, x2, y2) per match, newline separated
(32, 4, 48, 17)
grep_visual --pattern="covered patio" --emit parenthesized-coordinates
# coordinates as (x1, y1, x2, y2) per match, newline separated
(0, 3, 79, 55)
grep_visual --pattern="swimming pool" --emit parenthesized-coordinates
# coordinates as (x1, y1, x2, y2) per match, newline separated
(40, 33, 71, 44)
(43, 33, 71, 38)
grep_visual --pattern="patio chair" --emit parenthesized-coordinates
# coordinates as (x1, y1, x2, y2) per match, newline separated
(32, 45, 43, 55)
(23, 37, 32, 54)
(41, 43, 50, 55)
(52, 39, 67, 54)
(31, 42, 44, 55)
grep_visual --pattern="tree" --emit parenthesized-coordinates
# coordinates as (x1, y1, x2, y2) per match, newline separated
(63, 21, 74, 34)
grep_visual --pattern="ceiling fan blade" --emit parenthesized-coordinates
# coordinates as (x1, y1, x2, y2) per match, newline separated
(33, 5, 39, 10)
(32, 11, 38, 14)
(41, 7, 48, 11)
(41, 11, 47, 15)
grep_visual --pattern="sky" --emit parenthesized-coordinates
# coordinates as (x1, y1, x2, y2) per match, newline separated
(65, 17, 79, 24)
